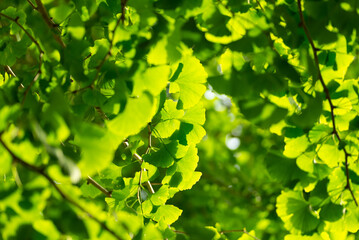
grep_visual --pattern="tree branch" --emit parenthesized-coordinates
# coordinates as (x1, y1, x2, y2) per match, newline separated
(26, 0, 38, 10)
(297, 0, 358, 206)
(0, 12, 44, 105)
(0, 134, 123, 240)
(32, 0, 66, 48)
(120, 0, 128, 24)
(0, 13, 43, 54)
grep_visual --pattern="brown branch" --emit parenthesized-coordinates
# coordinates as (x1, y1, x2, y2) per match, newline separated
(0, 134, 123, 240)
(172, 230, 188, 236)
(297, 0, 358, 206)
(26, 0, 38, 10)
(0, 13, 43, 53)
(254, 0, 264, 11)
(87, 176, 112, 197)
(32, 0, 65, 48)
(120, 0, 128, 24)
(0, 12, 44, 105)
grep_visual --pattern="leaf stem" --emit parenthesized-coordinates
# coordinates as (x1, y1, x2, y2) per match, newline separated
(4, 65, 25, 88)
(72, 14, 123, 93)
(123, 140, 155, 194)
(87, 176, 112, 198)
(297, 0, 358, 206)
(0, 134, 123, 240)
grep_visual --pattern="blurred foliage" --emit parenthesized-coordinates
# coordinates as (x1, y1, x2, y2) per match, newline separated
(1, 0, 359, 239)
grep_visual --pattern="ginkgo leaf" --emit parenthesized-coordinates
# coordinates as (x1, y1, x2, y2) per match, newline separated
(284, 234, 323, 240)
(143, 141, 188, 168)
(134, 65, 171, 96)
(152, 205, 182, 225)
(296, 151, 315, 173)
(277, 190, 320, 234)
(154, 100, 184, 138)
(150, 186, 169, 206)
(73, 123, 116, 176)
(284, 135, 310, 158)
(332, 97, 352, 115)
(344, 57, 359, 80)
(317, 144, 345, 167)
(308, 124, 332, 143)
(181, 102, 206, 125)
(175, 145, 199, 179)
(266, 153, 305, 184)
(107, 93, 157, 143)
(170, 55, 207, 109)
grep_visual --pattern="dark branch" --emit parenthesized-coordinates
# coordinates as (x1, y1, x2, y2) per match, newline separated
(297, 0, 358, 206)
(32, 0, 66, 48)
(26, 0, 38, 10)
(120, 0, 128, 24)
(254, 0, 264, 11)
(0, 13, 43, 54)
(0, 134, 123, 240)
(0, 12, 45, 105)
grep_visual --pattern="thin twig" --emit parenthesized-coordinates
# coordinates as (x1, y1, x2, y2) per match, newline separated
(147, 183, 162, 186)
(172, 230, 188, 236)
(254, 0, 264, 11)
(22, 66, 42, 105)
(32, 0, 65, 47)
(137, 167, 144, 213)
(0, 13, 43, 53)
(297, 0, 358, 206)
(94, 106, 109, 120)
(72, 13, 123, 94)
(87, 176, 112, 197)
(5, 65, 17, 78)
(138, 124, 154, 210)
(121, 141, 155, 194)
(145, 123, 152, 154)
(133, 153, 155, 194)
(0, 12, 44, 105)
(4, 66, 25, 88)
(0, 134, 123, 240)
(26, 0, 38, 10)
(11, 162, 23, 188)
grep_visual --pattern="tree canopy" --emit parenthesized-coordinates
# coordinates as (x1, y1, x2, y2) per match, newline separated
(1, 0, 359, 239)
